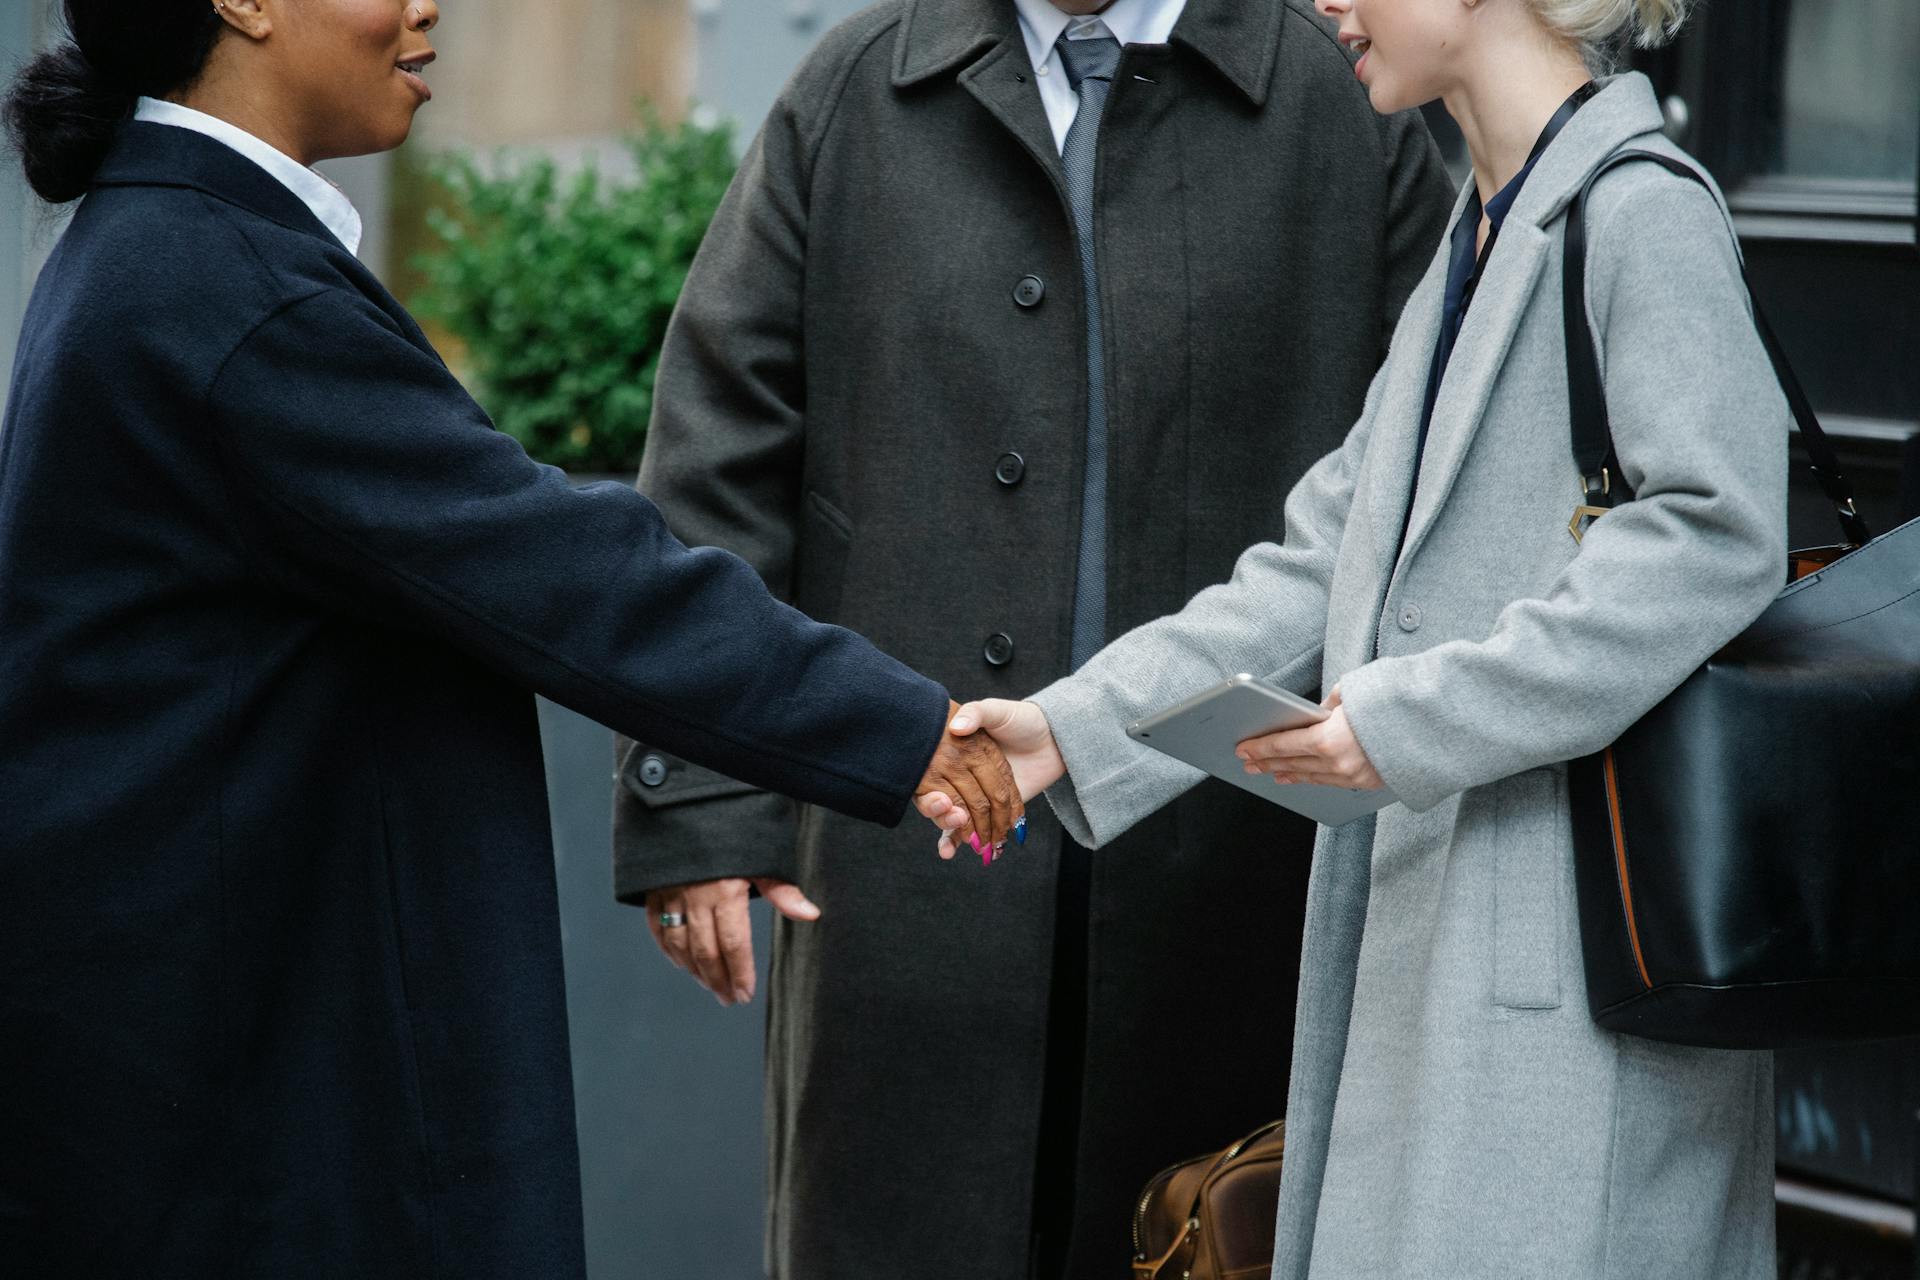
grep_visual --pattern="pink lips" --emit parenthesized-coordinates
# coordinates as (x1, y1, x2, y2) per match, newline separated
(397, 50, 436, 102)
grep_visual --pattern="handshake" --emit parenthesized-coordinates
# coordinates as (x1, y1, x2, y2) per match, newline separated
(643, 697, 1061, 1006)
(646, 690, 1380, 1005)
(911, 700, 1064, 865)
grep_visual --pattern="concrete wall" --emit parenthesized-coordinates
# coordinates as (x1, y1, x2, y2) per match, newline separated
(0, 0, 43, 411)
(691, 0, 871, 134)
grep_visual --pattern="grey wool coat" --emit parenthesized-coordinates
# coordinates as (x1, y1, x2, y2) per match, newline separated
(1032, 75, 1785, 1280)
(610, 1, 1452, 1277)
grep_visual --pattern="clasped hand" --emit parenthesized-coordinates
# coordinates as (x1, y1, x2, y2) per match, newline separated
(915, 699, 1062, 859)
(647, 690, 1379, 1006)
(643, 701, 1028, 1005)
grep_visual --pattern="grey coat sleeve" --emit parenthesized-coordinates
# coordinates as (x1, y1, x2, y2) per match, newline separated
(1338, 171, 1789, 812)
(1029, 378, 1384, 849)
(612, 85, 817, 903)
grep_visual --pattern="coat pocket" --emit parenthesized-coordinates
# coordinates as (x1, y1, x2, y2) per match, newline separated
(793, 490, 853, 621)
(1492, 768, 1566, 1011)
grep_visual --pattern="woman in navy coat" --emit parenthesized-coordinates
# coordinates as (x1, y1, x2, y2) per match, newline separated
(0, 1, 1018, 1274)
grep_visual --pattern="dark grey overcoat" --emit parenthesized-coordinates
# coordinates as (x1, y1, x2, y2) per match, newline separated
(612, 2, 1452, 1277)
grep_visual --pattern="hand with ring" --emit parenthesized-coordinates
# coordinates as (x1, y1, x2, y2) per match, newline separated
(644, 876, 822, 1006)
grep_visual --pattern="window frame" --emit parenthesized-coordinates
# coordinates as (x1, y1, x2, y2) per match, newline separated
(1643, 0, 1919, 249)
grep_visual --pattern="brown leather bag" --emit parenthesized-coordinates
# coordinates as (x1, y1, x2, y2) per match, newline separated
(1130, 1120, 1284, 1280)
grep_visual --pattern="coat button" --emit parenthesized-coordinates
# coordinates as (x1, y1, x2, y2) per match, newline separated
(638, 755, 669, 787)
(983, 633, 1016, 667)
(1397, 604, 1423, 633)
(1012, 275, 1046, 309)
(994, 452, 1026, 486)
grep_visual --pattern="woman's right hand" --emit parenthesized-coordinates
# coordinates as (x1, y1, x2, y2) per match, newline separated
(916, 700, 1066, 861)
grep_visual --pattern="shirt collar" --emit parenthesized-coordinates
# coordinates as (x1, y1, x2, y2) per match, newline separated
(1011, 0, 1187, 73)
(132, 98, 363, 256)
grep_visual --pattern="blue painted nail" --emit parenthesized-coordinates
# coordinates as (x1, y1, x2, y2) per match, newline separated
(1013, 817, 1028, 846)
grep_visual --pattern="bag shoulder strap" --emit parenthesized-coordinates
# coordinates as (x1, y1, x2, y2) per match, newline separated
(1562, 148, 1873, 546)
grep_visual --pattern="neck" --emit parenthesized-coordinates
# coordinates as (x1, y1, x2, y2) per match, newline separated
(1443, 27, 1591, 210)
(1048, 0, 1114, 16)
(170, 72, 316, 168)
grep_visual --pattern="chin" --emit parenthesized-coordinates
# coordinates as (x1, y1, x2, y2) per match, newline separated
(1364, 80, 1417, 116)
(386, 118, 419, 151)
(373, 112, 421, 155)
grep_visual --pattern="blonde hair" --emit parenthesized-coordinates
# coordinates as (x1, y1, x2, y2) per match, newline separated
(1527, 0, 1694, 59)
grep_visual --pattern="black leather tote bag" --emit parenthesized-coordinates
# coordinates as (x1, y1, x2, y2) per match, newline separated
(1561, 150, 1920, 1050)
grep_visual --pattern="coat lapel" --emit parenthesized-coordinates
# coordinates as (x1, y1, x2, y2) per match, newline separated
(893, 0, 1059, 188)
(1364, 186, 1466, 572)
(892, 0, 1302, 190)
(1167, 0, 1286, 105)
(1391, 73, 1669, 566)
(958, 38, 1065, 188)
(93, 122, 341, 250)
(1395, 223, 1550, 559)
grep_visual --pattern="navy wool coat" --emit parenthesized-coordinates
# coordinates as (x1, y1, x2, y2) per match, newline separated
(0, 123, 949, 1278)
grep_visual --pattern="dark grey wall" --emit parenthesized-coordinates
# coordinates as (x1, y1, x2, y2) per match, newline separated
(539, 699, 772, 1280)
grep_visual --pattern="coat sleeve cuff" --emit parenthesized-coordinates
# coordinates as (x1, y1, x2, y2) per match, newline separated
(1334, 659, 1456, 814)
(612, 740, 800, 903)
(1029, 676, 1205, 851)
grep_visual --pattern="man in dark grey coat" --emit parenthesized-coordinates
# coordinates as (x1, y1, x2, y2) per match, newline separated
(613, 1, 1452, 1276)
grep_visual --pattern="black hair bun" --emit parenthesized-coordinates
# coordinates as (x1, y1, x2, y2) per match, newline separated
(5, 42, 134, 205)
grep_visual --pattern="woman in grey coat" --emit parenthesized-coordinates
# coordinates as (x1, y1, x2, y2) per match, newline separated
(920, 0, 1786, 1275)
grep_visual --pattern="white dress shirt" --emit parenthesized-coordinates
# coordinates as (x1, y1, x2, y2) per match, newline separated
(1011, 0, 1188, 153)
(133, 97, 363, 256)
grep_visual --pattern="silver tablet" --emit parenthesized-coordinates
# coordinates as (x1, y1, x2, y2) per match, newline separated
(1126, 674, 1398, 827)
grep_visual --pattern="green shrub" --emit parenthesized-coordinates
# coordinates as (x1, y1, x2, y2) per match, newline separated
(410, 110, 738, 473)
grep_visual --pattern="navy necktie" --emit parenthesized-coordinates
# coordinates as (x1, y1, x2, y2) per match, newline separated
(1058, 33, 1122, 670)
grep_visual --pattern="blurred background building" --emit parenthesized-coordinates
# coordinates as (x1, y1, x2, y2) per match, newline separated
(1, 2, 1915, 1277)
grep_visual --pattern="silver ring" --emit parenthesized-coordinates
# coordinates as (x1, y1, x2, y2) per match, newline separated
(658, 911, 687, 929)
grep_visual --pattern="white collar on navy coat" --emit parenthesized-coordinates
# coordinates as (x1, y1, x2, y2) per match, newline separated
(134, 98, 363, 256)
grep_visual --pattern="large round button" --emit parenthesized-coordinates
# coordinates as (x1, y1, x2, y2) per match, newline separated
(983, 633, 1016, 667)
(1012, 275, 1046, 309)
(638, 754, 669, 787)
(994, 452, 1026, 486)
(1397, 604, 1423, 633)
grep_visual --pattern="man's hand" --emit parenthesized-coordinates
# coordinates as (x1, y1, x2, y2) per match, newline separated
(1234, 686, 1384, 791)
(917, 699, 1065, 861)
(914, 700, 1025, 860)
(644, 876, 821, 1006)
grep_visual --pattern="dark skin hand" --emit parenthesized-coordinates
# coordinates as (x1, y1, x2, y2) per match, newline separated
(645, 705, 1024, 1008)
(916, 701, 1024, 852)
